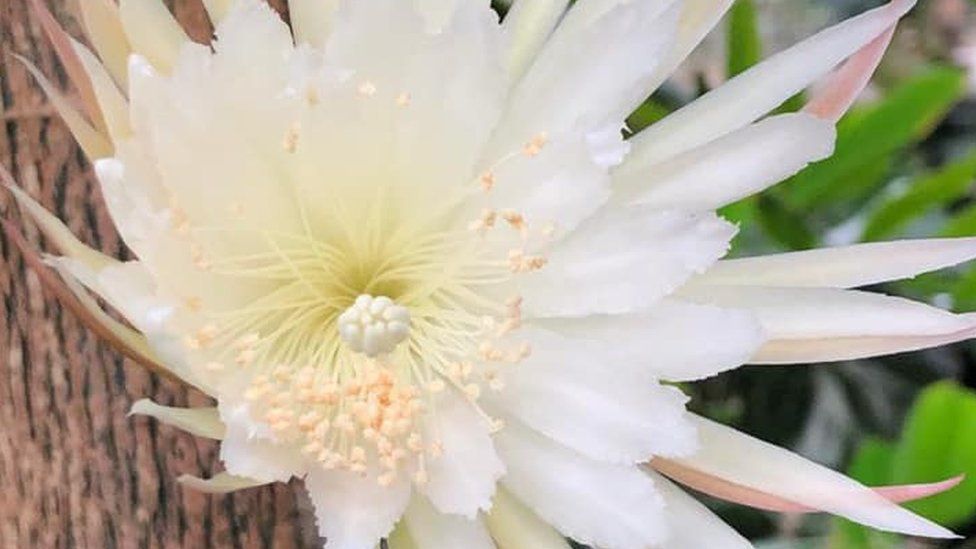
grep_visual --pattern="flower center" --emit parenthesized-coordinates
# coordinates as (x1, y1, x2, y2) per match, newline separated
(338, 294, 411, 357)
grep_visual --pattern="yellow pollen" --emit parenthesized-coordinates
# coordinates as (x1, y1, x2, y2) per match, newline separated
(395, 92, 411, 107)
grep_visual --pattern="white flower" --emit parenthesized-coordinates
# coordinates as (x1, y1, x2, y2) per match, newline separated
(6, 0, 974, 548)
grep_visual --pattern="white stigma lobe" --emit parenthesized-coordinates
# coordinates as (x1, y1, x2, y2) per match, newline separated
(338, 295, 411, 357)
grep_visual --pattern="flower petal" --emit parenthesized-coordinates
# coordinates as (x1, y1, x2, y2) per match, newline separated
(487, 326, 698, 463)
(494, 419, 668, 549)
(502, 0, 570, 81)
(656, 458, 964, 514)
(621, 0, 914, 172)
(202, 0, 235, 25)
(691, 238, 976, 289)
(523, 208, 735, 318)
(680, 286, 973, 339)
(485, 488, 571, 549)
(119, 0, 191, 73)
(72, 38, 131, 144)
(289, 0, 340, 47)
(78, 0, 132, 88)
(751, 316, 976, 364)
(177, 471, 267, 494)
(419, 391, 504, 517)
(218, 403, 307, 483)
(129, 399, 225, 439)
(304, 467, 411, 549)
(402, 495, 494, 549)
(641, 0, 735, 96)
(806, 26, 896, 122)
(532, 299, 765, 381)
(650, 471, 752, 549)
(615, 113, 836, 209)
(14, 55, 113, 160)
(488, 0, 680, 154)
(664, 415, 955, 538)
(28, 0, 105, 130)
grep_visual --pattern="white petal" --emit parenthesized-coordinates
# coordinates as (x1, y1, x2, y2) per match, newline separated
(486, 488, 571, 549)
(218, 403, 306, 483)
(692, 238, 976, 289)
(419, 391, 504, 517)
(468, 130, 613, 238)
(494, 420, 668, 549)
(523, 208, 735, 318)
(621, 0, 915, 172)
(616, 113, 836, 209)
(672, 415, 954, 538)
(305, 468, 411, 549)
(487, 326, 698, 462)
(680, 286, 972, 339)
(641, 0, 735, 96)
(402, 495, 494, 549)
(488, 0, 679, 154)
(533, 298, 765, 381)
(752, 314, 976, 364)
(651, 472, 752, 549)
(502, 0, 570, 81)
(129, 399, 225, 439)
(118, 0, 190, 73)
(178, 471, 266, 494)
(289, 0, 340, 46)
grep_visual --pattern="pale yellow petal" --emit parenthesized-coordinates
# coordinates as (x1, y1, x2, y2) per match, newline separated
(177, 472, 267, 494)
(130, 399, 226, 439)
(119, 0, 191, 73)
(486, 488, 571, 549)
(15, 55, 113, 160)
(71, 38, 131, 144)
(79, 0, 133, 88)
(289, 0, 340, 47)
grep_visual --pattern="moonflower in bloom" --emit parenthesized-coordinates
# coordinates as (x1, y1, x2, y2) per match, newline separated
(7, 0, 976, 547)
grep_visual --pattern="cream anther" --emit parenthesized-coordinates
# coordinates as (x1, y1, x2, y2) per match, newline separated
(338, 295, 411, 357)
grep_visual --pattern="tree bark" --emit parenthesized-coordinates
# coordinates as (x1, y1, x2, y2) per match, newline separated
(0, 1, 320, 547)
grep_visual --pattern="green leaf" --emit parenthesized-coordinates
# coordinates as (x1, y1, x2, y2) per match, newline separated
(755, 194, 817, 250)
(890, 381, 976, 526)
(727, 0, 762, 78)
(626, 99, 671, 135)
(781, 66, 967, 210)
(863, 150, 976, 241)
(941, 203, 976, 238)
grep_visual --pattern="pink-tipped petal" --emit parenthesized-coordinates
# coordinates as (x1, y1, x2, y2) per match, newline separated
(655, 415, 956, 538)
(805, 26, 896, 122)
(653, 459, 964, 513)
(28, 0, 106, 131)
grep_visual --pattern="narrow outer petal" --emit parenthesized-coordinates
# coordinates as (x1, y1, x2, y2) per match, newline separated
(130, 399, 225, 439)
(650, 471, 752, 549)
(178, 472, 268, 494)
(691, 238, 976, 289)
(666, 415, 955, 538)
(402, 496, 494, 549)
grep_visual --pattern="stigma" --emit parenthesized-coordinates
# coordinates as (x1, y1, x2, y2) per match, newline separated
(338, 295, 411, 357)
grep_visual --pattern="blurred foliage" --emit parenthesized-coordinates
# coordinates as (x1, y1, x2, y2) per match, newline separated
(833, 382, 976, 546)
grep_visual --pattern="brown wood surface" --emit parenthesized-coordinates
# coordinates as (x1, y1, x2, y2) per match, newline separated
(0, 1, 322, 547)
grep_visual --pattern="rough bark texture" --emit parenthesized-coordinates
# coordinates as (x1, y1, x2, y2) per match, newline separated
(0, 1, 321, 547)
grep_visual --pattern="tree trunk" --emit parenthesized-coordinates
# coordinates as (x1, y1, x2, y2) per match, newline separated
(0, 1, 320, 547)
